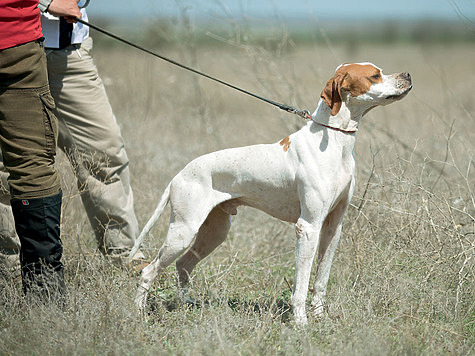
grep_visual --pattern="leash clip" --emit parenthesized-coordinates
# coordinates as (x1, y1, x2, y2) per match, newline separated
(292, 108, 312, 120)
(280, 105, 311, 120)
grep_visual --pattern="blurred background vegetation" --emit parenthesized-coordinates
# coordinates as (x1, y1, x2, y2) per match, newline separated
(92, 16, 474, 51)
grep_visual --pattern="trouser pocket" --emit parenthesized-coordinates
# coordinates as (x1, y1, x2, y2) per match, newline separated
(39, 89, 58, 156)
(0, 85, 61, 199)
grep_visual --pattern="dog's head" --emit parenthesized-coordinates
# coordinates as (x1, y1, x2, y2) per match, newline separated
(321, 62, 412, 116)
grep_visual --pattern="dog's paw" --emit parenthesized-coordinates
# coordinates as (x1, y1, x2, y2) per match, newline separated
(310, 299, 325, 319)
(292, 310, 308, 326)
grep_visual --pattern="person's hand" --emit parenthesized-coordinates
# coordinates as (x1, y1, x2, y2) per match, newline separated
(47, 0, 81, 22)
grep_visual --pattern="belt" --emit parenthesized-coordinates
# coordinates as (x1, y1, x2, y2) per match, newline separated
(45, 43, 80, 51)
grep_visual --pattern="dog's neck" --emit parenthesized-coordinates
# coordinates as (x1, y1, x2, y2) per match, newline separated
(311, 98, 370, 133)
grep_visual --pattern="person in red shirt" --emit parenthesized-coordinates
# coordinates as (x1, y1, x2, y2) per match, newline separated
(0, 0, 80, 303)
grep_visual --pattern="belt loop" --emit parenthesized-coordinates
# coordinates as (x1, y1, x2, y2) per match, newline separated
(37, 37, 45, 48)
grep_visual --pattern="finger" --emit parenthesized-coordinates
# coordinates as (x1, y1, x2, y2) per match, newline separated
(64, 16, 78, 23)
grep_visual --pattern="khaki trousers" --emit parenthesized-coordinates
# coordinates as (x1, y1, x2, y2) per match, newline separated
(0, 37, 139, 262)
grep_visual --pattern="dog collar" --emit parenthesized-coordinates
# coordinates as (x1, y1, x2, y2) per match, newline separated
(311, 119, 358, 133)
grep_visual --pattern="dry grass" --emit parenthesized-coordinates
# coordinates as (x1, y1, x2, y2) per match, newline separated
(1, 26, 474, 355)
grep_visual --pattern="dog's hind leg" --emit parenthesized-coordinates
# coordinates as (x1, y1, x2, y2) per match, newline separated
(176, 206, 231, 290)
(135, 217, 203, 312)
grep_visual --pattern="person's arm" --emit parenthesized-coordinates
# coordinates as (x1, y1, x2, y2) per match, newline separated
(38, 0, 53, 12)
(39, 0, 81, 19)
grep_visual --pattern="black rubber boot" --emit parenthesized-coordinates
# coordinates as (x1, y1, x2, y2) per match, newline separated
(10, 192, 66, 304)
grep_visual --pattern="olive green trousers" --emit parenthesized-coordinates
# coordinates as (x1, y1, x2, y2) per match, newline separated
(0, 39, 62, 274)
(0, 39, 60, 199)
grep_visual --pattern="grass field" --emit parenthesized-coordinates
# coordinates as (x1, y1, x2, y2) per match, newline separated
(1, 24, 474, 355)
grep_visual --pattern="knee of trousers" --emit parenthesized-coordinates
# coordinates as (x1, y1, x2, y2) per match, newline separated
(68, 142, 130, 186)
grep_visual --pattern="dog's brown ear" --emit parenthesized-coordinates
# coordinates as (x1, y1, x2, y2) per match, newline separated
(320, 73, 347, 116)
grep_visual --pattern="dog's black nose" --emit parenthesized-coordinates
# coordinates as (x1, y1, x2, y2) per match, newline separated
(400, 72, 411, 81)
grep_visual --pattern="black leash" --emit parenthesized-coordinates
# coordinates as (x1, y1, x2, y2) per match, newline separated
(74, 17, 312, 120)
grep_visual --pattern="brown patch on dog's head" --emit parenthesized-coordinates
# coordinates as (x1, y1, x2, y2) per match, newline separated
(321, 63, 383, 116)
(280, 136, 291, 152)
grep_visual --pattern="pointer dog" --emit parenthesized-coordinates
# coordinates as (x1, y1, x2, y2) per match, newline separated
(131, 63, 412, 325)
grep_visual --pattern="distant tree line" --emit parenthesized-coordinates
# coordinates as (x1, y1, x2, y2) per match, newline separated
(91, 17, 475, 49)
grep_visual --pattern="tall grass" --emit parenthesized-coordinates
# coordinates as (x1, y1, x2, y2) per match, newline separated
(1, 14, 473, 355)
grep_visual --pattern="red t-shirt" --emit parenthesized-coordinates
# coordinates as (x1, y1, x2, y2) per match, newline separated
(0, 0, 42, 50)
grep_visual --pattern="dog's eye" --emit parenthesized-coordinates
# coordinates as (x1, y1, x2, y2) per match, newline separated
(371, 74, 381, 80)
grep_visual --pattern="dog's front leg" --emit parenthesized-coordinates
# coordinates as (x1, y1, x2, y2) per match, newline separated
(292, 218, 321, 326)
(311, 191, 352, 318)
(310, 220, 343, 318)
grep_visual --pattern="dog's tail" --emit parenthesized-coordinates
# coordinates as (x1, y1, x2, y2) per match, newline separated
(128, 183, 171, 261)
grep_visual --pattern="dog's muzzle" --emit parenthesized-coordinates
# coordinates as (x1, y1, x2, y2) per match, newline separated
(386, 72, 412, 100)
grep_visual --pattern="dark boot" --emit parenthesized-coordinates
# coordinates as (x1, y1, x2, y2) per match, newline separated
(10, 192, 66, 303)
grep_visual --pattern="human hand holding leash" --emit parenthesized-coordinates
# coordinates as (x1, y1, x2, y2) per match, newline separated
(42, 0, 81, 22)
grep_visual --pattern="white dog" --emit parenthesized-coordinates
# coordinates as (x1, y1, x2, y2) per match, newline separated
(130, 62, 412, 325)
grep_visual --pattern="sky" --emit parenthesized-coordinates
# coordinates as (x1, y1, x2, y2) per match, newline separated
(86, 0, 475, 22)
